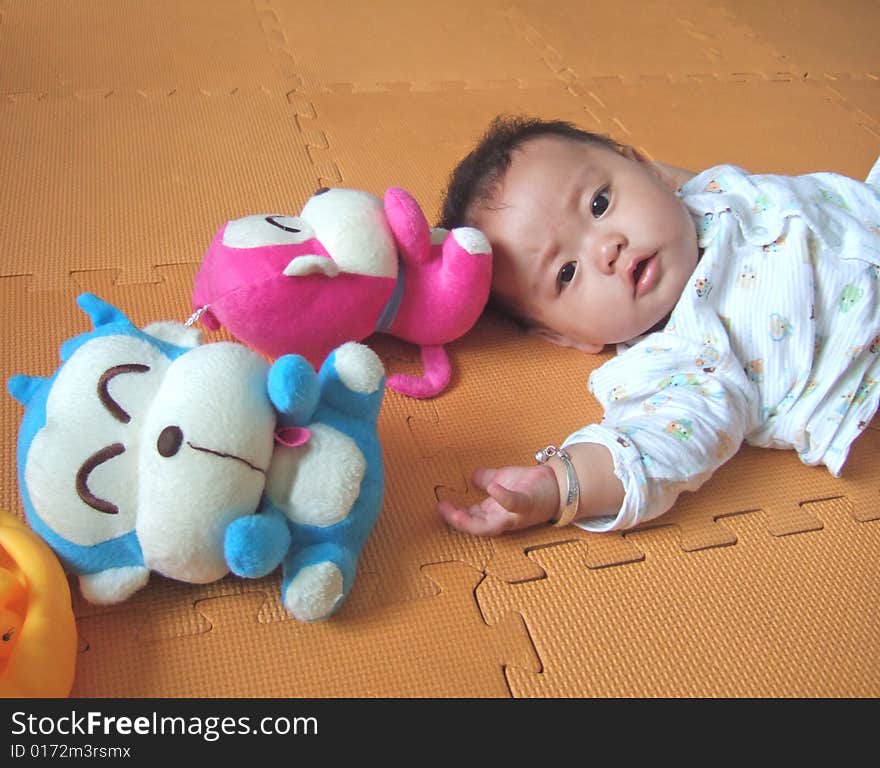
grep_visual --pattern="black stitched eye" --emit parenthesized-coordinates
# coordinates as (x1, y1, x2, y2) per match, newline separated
(76, 444, 125, 515)
(264, 215, 301, 233)
(157, 426, 183, 458)
(591, 189, 610, 218)
(97, 364, 151, 423)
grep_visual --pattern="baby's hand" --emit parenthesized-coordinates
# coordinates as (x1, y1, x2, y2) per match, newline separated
(437, 464, 560, 536)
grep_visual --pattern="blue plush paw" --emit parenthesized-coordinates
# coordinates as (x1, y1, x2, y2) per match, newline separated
(225, 512, 291, 578)
(268, 354, 320, 423)
(281, 542, 358, 621)
(79, 565, 150, 605)
(283, 561, 346, 622)
(325, 342, 384, 396)
(318, 342, 385, 420)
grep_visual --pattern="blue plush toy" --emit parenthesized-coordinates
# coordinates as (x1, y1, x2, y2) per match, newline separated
(8, 294, 385, 621)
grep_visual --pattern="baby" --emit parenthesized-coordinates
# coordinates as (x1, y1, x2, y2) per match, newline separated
(436, 115, 880, 536)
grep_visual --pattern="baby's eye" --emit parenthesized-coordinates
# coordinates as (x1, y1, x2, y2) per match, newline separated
(591, 187, 610, 218)
(557, 261, 576, 291)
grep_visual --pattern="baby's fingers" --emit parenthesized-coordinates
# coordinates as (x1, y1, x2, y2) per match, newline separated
(485, 481, 533, 518)
(436, 499, 517, 537)
(470, 467, 499, 492)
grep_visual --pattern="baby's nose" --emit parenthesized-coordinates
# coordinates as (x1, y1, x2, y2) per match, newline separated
(592, 231, 625, 273)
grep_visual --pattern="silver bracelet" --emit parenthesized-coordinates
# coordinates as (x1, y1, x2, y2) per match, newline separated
(535, 445, 580, 527)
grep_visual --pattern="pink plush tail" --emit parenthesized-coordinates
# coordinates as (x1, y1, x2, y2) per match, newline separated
(386, 345, 452, 399)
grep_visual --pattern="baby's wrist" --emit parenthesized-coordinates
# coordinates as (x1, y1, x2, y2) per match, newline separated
(535, 445, 580, 527)
(532, 462, 560, 524)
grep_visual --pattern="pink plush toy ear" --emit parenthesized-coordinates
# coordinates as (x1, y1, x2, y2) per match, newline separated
(383, 187, 431, 264)
(381, 187, 493, 399)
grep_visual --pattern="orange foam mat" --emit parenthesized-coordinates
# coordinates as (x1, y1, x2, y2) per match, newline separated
(72, 562, 540, 698)
(0, 0, 292, 93)
(1, 0, 878, 697)
(478, 499, 880, 697)
(0, 91, 317, 290)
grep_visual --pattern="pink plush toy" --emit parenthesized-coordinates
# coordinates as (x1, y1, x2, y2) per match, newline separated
(191, 187, 492, 398)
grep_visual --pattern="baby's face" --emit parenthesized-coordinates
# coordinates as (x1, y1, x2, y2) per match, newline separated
(469, 136, 699, 351)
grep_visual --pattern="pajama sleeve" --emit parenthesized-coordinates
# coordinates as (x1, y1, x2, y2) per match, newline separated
(564, 332, 760, 532)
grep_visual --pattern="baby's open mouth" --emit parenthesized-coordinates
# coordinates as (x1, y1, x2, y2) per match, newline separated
(633, 257, 650, 285)
(631, 253, 659, 297)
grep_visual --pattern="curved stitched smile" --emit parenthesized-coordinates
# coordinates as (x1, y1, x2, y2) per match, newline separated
(187, 442, 267, 475)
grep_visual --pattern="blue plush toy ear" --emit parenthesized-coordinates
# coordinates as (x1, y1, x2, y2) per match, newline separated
(59, 294, 136, 362)
(7, 375, 47, 406)
(77, 293, 131, 329)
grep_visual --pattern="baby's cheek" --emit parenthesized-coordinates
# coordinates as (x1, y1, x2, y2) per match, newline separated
(671, 200, 700, 260)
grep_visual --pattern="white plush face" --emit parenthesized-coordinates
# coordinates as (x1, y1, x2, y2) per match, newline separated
(221, 214, 316, 249)
(26, 335, 169, 546)
(25, 334, 276, 583)
(221, 189, 398, 279)
(136, 342, 276, 582)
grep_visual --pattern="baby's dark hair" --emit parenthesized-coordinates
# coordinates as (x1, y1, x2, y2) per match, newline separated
(438, 115, 621, 230)
(438, 115, 621, 327)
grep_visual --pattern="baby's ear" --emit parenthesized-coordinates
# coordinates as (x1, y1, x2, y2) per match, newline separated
(527, 326, 604, 354)
(621, 144, 650, 164)
(623, 145, 690, 191)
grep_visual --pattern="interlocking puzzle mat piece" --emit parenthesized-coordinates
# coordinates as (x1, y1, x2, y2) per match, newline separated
(627, 420, 880, 554)
(0, 0, 294, 94)
(720, 0, 880, 76)
(507, 0, 786, 84)
(267, 0, 554, 90)
(0, 91, 321, 290)
(833, 424, 880, 522)
(477, 503, 880, 697)
(362, 385, 496, 605)
(70, 571, 280, 638)
(820, 77, 880, 141)
(581, 77, 880, 179)
(73, 562, 539, 697)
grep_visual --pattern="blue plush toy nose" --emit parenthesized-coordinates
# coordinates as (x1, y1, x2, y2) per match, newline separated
(157, 426, 183, 457)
